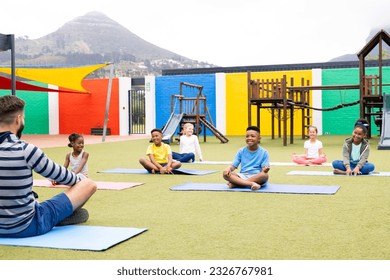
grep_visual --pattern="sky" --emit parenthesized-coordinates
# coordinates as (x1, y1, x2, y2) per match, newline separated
(1, 0, 390, 67)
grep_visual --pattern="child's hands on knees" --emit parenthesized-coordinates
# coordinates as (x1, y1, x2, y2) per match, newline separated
(353, 166, 361, 176)
(223, 167, 232, 177)
(166, 166, 173, 174)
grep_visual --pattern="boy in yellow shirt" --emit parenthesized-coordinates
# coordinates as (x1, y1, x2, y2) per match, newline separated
(139, 128, 182, 174)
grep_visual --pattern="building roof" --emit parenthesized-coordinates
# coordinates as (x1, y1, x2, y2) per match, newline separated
(162, 59, 390, 76)
(357, 29, 390, 58)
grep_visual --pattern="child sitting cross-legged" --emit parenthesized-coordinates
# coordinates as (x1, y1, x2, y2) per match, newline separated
(139, 128, 181, 174)
(292, 125, 327, 165)
(223, 126, 270, 190)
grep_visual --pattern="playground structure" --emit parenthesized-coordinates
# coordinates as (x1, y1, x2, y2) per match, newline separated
(162, 82, 228, 143)
(248, 73, 312, 146)
(248, 29, 390, 147)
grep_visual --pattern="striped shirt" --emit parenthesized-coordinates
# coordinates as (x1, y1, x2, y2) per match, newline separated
(0, 132, 78, 234)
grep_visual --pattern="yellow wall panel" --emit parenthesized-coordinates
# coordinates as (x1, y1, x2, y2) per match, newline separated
(226, 70, 312, 136)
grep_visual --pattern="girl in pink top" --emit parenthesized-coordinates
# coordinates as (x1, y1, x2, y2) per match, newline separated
(292, 126, 327, 165)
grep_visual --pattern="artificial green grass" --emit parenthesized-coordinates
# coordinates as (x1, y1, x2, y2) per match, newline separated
(1, 135, 390, 260)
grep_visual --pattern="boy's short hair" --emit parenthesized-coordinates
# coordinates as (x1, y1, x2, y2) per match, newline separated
(151, 128, 163, 135)
(246, 126, 260, 133)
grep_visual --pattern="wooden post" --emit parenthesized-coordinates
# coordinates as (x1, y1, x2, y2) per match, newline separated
(247, 72, 252, 127)
(203, 96, 207, 142)
(282, 75, 287, 146)
(278, 109, 281, 138)
(379, 33, 383, 97)
(290, 103, 294, 144)
(271, 109, 275, 139)
(359, 55, 365, 119)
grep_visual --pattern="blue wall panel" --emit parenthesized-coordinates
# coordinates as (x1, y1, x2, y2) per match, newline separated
(155, 74, 216, 136)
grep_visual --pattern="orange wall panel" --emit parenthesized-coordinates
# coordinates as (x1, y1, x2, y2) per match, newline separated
(59, 78, 120, 135)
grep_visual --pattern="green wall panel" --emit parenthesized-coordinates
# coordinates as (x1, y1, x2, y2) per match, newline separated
(0, 81, 49, 134)
(322, 67, 390, 135)
(322, 68, 360, 135)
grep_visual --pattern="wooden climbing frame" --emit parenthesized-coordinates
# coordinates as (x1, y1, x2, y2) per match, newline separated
(247, 72, 311, 146)
(171, 82, 228, 143)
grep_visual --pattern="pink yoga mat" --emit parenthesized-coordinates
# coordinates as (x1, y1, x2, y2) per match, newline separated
(33, 179, 144, 190)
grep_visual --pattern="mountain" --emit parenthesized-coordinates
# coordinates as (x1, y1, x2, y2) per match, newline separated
(0, 11, 216, 77)
(330, 27, 390, 62)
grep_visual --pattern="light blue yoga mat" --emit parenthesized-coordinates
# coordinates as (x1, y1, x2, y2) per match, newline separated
(98, 168, 217, 175)
(0, 225, 147, 251)
(170, 182, 340, 195)
(287, 170, 390, 176)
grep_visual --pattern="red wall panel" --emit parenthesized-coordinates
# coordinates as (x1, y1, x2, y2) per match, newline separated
(59, 78, 120, 135)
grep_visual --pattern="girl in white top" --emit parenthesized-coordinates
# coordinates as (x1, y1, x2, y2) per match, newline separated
(292, 126, 327, 165)
(172, 123, 203, 162)
(64, 133, 89, 179)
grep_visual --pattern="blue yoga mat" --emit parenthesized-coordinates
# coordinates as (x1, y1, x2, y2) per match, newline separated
(98, 168, 217, 175)
(170, 182, 340, 195)
(287, 170, 390, 176)
(0, 225, 147, 251)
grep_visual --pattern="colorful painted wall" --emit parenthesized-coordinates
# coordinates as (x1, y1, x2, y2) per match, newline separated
(3, 64, 390, 137)
(321, 68, 360, 135)
(58, 78, 120, 135)
(157, 66, 390, 137)
(155, 74, 216, 135)
(1, 78, 130, 136)
(225, 70, 312, 136)
(322, 67, 390, 135)
(0, 81, 49, 134)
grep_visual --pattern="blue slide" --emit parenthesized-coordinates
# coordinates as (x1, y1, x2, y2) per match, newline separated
(162, 113, 183, 143)
(378, 94, 390, 150)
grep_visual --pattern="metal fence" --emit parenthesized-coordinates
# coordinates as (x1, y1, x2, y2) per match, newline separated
(128, 89, 145, 134)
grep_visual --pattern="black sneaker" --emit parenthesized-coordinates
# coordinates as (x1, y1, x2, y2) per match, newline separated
(56, 208, 89, 226)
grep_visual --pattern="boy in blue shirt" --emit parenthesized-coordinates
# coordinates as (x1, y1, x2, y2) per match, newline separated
(223, 126, 270, 190)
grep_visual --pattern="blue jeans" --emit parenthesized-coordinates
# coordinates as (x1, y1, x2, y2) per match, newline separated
(0, 192, 73, 238)
(172, 152, 195, 163)
(332, 160, 375, 174)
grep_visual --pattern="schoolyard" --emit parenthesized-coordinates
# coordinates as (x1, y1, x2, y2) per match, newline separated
(1, 133, 390, 260)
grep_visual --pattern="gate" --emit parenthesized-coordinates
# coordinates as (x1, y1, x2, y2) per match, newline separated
(128, 89, 145, 134)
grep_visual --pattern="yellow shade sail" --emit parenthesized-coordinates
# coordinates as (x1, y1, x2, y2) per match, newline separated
(0, 63, 110, 93)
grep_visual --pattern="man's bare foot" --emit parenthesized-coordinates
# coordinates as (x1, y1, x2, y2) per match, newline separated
(251, 182, 261, 190)
(227, 182, 234, 188)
